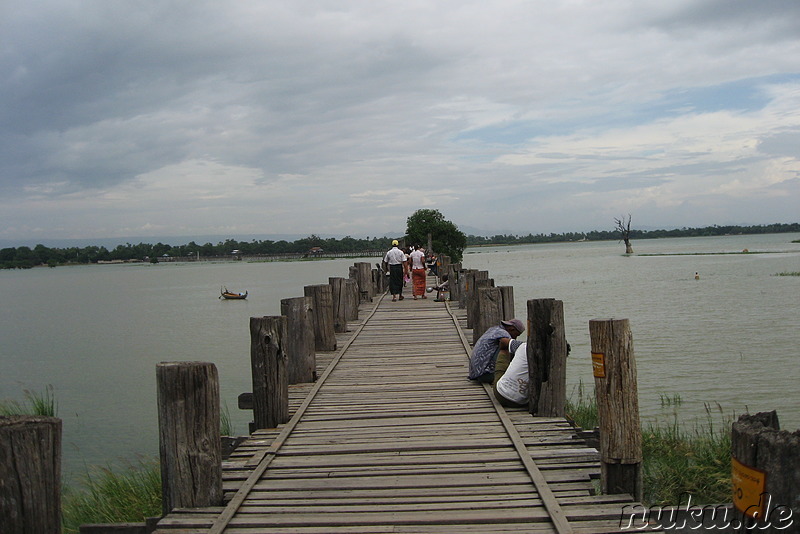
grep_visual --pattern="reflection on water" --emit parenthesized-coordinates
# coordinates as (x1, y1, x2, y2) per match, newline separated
(1, 234, 798, 480)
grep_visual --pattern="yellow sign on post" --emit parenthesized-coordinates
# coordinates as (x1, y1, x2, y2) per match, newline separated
(591, 352, 605, 378)
(732, 456, 767, 517)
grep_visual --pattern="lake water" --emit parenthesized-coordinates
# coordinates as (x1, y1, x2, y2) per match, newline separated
(1, 233, 798, 482)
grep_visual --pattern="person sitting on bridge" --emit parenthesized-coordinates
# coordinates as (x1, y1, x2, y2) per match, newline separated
(493, 341, 529, 408)
(426, 274, 449, 301)
(468, 318, 525, 384)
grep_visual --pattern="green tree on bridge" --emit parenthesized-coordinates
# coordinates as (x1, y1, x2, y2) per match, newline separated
(405, 209, 467, 263)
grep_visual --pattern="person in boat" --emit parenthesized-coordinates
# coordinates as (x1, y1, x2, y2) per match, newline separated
(382, 240, 406, 302)
(468, 318, 525, 384)
(493, 341, 529, 408)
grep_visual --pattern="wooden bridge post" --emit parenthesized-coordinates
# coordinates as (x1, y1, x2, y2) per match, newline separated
(499, 286, 514, 321)
(475, 286, 503, 344)
(304, 284, 337, 351)
(0, 415, 61, 533)
(345, 278, 359, 321)
(731, 411, 799, 531)
(526, 298, 568, 417)
(280, 296, 316, 383)
(438, 254, 451, 281)
(354, 262, 373, 302)
(589, 318, 643, 501)
(446, 262, 461, 302)
(156, 361, 223, 515)
(459, 269, 476, 309)
(468, 277, 493, 332)
(328, 277, 349, 334)
(249, 316, 289, 429)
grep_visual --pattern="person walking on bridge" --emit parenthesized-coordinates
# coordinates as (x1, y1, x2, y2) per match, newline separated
(383, 240, 406, 301)
(409, 246, 427, 299)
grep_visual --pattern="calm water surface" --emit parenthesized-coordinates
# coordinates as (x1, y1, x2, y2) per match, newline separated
(1, 234, 798, 482)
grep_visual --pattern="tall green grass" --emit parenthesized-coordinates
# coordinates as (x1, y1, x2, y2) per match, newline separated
(566, 387, 732, 506)
(61, 459, 162, 533)
(0, 385, 58, 416)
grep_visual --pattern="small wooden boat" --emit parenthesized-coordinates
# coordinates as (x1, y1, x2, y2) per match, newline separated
(220, 287, 248, 300)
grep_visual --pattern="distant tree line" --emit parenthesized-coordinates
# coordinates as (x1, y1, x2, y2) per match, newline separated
(2, 222, 798, 269)
(466, 222, 800, 246)
(0, 235, 396, 269)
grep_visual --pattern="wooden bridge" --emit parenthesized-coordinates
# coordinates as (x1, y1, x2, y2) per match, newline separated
(153, 289, 656, 533)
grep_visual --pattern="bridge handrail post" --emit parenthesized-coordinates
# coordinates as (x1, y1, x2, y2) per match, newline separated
(249, 316, 290, 429)
(589, 318, 643, 501)
(469, 278, 494, 339)
(156, 361, 223, 515)
(280, 297, 316, 383)
(0, 415, 62, 533)
(328, 277, 349, 334)
(476, 287, 503, 345)
(526, 298, 568, 417)
(353, 262, 373, 301)
(304, 284, 337, 351)
(731, 411, 800, 530)
(344, 278, 360, 321)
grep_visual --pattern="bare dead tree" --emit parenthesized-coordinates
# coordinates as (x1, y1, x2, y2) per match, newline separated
(614, 215, 633, 254)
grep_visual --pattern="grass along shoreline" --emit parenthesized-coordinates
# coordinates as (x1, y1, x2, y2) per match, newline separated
(565, 386, 732, 506)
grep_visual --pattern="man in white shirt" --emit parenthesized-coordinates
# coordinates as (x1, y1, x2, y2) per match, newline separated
(382, 240, 406, 301)
(493, 341, 529, 408)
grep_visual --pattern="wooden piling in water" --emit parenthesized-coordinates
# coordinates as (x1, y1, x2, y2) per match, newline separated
(304, 284, 337, 351)
(249, 316, 289, 429)
(156, 361, 223, 515)
(0, 415, 62, 533)
(526, 298, 568, 417)
(589, 318, 643, 502)
(280, 296, 316, 383)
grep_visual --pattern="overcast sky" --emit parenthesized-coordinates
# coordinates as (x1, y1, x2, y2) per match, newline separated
(2, 1, 799, 243)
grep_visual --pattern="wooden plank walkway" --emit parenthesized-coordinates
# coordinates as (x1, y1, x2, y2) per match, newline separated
(154, 288, 659, 533)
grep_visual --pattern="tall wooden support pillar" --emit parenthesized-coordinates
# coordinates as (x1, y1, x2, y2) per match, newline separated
(438, 254, 451, 281)
(344, 278, 359, 321)
(447, 263, 461, 302)
(526, 299, 568, 417)
(280, 296, 316, 383)
(499, 286, 515, 321)
(249, 316, 289, 429)
(459, 269, 476, 309)
(468, 277, 494, 331)
(589, 318, 643, 501)
(304, 284, 337, 351)
(328, 277, 349, 334)
(156, 362, 222, 515)
(0, 415, 62, 533)
(354, 262, 373, 302)
(731, 411, 799, 531)
(475, 287, 503, 344)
